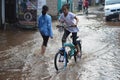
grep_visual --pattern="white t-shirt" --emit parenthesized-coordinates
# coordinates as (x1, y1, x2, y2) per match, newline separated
(59, 12, 79, 33)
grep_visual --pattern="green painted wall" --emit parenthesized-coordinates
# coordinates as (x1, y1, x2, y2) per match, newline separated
(57, 0, 67, 13)
(57, 0, 73, 13)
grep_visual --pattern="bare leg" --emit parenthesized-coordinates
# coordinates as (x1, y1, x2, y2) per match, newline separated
(40, 45, 46, 56)
(34, 45, 46, 56)
(75, 45, 81, 57)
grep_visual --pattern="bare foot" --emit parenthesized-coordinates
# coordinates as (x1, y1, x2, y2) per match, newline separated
(77, 51, 81, 58)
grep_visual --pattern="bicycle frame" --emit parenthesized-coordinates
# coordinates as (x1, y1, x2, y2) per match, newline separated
(62, 42, 78, 68)
(63, 43, 75, 57)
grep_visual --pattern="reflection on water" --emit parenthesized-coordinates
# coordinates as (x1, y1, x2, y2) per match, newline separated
(0, 28, 39, 51)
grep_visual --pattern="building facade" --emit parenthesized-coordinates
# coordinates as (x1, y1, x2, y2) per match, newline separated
(0, 0, 80, 29)
(0, 0, 45, 29)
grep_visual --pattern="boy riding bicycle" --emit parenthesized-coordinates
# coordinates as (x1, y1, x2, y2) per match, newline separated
(59, 4, 81, 57)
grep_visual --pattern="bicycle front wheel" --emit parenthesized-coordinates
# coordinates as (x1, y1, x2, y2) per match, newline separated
(54, 51, 67, 71)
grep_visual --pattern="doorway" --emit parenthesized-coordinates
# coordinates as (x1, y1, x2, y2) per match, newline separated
(5, 0, 17, 23)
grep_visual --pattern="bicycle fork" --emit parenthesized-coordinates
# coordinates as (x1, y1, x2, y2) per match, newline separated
(58, 47, 68, 69)
(64, 51, 67, 68)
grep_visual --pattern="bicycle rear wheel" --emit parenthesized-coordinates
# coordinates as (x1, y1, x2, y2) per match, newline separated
(54, 51, 67, 71)
(74, 40, 82, 62)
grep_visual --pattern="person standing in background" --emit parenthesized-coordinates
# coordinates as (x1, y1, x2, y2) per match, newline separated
(78, 0, 83, 12)
(83, 0, 89, 14)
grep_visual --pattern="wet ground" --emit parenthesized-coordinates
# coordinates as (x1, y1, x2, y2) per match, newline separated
(0, 7, 120, 80)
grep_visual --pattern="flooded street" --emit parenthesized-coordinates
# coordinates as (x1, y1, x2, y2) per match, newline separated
(0, 8, 120, 80)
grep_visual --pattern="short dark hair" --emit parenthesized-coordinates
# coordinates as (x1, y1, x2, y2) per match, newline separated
(42, 5, 49, 11)
(62, 4, 70, 9)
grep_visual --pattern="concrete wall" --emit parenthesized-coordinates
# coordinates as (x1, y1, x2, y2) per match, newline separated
(73, 0, 79, 11)
(46, 0, 58, 18)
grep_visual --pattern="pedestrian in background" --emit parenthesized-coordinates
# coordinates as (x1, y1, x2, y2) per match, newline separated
(78, 0, 83, 12)
(38, 5, 53, 58)
(83, 0, 89, 14)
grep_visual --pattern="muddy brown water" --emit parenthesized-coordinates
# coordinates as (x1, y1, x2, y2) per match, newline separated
(0, 13, 120, 80)
(0, 29, 38, 51)
(105, 22, 120, 27)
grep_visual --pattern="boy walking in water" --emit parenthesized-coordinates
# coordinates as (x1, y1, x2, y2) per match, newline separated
(38, 5, 53, 57)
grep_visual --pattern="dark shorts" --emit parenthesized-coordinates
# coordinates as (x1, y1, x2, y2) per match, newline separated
(41, 35, 49, 47)
(62, 29, 77, 46)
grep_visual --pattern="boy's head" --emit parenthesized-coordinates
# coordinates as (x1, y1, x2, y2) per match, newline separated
(62, 4, 69, 15)
(42, 5, 49, 15)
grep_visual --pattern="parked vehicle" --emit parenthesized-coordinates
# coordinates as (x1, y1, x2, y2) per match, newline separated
(104, 0, 120, 21)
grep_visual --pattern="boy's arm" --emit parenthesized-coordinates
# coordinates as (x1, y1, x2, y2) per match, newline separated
(71, 13, 79, 27)
(71, 16, 79, 27)
(74, 16, 79, 26)
(48, 16, 53, 38)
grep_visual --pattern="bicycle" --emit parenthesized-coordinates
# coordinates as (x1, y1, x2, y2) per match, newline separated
(54, 24, 82, 71)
